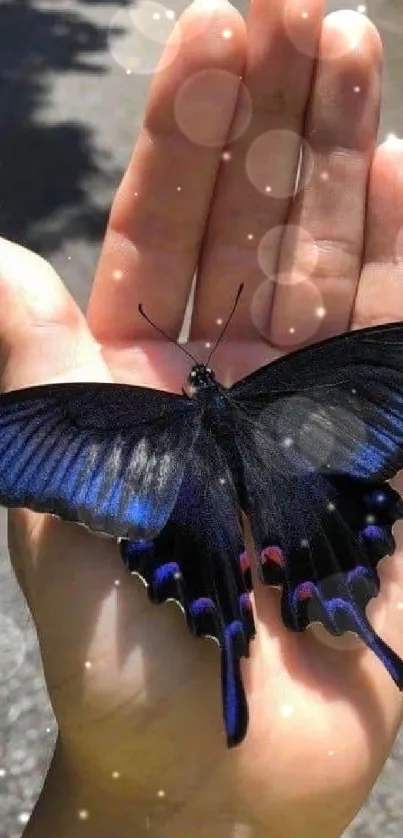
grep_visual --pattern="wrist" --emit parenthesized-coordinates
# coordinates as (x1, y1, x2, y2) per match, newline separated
(23, 736, 151, 838)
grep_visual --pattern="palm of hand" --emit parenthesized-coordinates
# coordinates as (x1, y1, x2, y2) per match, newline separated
(3, 2, 403, 837)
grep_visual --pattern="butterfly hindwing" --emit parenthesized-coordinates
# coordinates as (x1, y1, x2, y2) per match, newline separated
(121, 426, 255, 748)
(0, 382, 200, 539)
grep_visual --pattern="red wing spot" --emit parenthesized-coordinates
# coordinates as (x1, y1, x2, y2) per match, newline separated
(239, 550, 251, 572)
(297, 582, 315, 602)
(260, 545, 284, 567)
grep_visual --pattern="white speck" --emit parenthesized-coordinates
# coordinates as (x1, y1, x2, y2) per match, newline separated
(320, 171, 329, 181)
(216, 318, 223, 326)
(397, 602, 403, 610)
(114, 579, 121, 586)
(153, 11, 161, 19)
(282, 437, 293, 448)
(157, 789, 165, 798)
(176, 185, 182, 191)
(222, 150, 231, 161)
(301, 10, 309, 18)
(366, 514, 376, 524)
(247, 233, 254, 240)
(289, 327, 295, 334)
(353, 85, 361, 93)
(78, 809, 89, 820)
(205, 341, 212, 349)
(112, 770, 120, 779)
(357, 4, 366, 12)
(300, 538, 309, 548)
(351, 388, 357, 395)
(134, 191, 138, 197)
(219, 477, 226, 485)
(0, 769, 5, 777)
(316, 306, 326, 318)
(166, 9, 175, 19)
(222, 28, 233, 39)
(126, 69, 132, 75)
(84, 660, 92, 670)
(280, 704, 293, 718)
(328, 749, 335, 756)
(265, 185, 272, 193)
(45, 727, 52, 734)
(113, 269, 123, 280)
(17, 812, 30, 825)
(327, 502, 335, 511)
(67, 255, 71, 261)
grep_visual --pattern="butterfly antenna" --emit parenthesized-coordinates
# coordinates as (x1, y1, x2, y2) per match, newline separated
(206, 283, 244, 365)
(138, 303, 199, 364)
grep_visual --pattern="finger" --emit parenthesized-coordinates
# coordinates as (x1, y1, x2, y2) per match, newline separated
(87, 0, 246, 344)
(190, 0, 325, 340)
(0, 238, 110, 393)
(352, 138, 403, 328)
(269, 11, 382, 349)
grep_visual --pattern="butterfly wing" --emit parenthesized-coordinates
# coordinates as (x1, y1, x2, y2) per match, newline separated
(228, 323, 403, 689)
(230, 321, 403, 480)
(121, 426, 255, 748)
(0, 382, 201, 539)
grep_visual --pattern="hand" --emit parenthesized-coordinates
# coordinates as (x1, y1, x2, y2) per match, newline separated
(2, 1, 403, 837)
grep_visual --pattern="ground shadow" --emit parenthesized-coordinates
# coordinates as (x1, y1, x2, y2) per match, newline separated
(0, 0, 127, 255)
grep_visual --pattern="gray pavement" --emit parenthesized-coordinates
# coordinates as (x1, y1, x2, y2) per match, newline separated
(1, 0, 403, 835)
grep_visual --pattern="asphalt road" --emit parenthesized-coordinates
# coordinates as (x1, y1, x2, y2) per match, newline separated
(1, 0, 403, 836)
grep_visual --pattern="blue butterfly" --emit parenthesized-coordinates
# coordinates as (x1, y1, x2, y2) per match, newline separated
(1, 304, 403, 747)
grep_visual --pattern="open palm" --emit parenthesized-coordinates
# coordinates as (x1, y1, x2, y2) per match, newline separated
(3, 2, 403, 837)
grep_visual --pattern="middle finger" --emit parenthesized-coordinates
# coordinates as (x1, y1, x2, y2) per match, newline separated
(191, 0, 325, 339)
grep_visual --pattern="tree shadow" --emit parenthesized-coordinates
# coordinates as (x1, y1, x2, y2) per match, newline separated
(0, 0, 127, 255)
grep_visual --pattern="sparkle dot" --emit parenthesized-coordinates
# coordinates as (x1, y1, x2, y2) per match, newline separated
(222, 28, 233, 39)
(153, 11, 161, 19)
(113, 269, 123, 279)
(316, 306, 326, 318)
(17, 813, 30, 825)
(126, 69, 132, 75)
(157, 789, 166, 798)
(78, 810, 89, 820)
(84, 660, 92, 670)
(0, 769, 5, 777)
(216, 318, 223, 325)
(328, 749, 335, 756)
(327, 502, 335, 511)
(282, 436, 293, 448)
(219, 477, 226, 485)
(397, 602, 403, 610)
(300, 538, 309, 548)
(280, 704, 293, 718)
(247, 233, 254, 240)
(351, 388, 357, 395)
(221, 150, 231, 161)
(114, 579, 121, 586)
(265, 185, 272, 193)
(176, 185, 182, 191)
(166, 9, 175, 19)
(301, 10, 309, 18)
(67, 255, 71, 261)
(112, 770, 120, 779)
(205, 341, 212, 349)
(357, 4, 366, 12)
(289, 327, 295, 334)
(320, 171, 329, 181)
(366, 514, 376, 524)
(46, 727, 52, 733)
(134, 191, 138, 197)
(353, 85, 361, 93)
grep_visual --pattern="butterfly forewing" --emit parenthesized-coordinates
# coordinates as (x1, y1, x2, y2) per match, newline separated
(0, 382, 200, 539)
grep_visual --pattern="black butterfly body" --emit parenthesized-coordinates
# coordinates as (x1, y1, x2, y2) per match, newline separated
(2, 322, 403, 747)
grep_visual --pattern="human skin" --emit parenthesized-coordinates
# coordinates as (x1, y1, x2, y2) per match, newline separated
(1, 0, 403, 836)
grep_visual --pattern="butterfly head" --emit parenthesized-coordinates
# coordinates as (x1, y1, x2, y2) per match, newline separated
(188, 363, 216, 394)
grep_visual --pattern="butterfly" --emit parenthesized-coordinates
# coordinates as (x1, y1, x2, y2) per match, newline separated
(1, 292, 403, 749)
